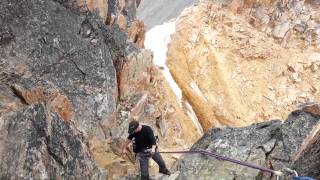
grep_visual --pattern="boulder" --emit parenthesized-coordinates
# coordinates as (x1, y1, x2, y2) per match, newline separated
(0, 0, 120, 138)
(0, 104, 106, 179)
(172, 106, 320, 179)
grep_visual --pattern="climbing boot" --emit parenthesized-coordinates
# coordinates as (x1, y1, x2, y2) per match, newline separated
(159, 169, 171, 175)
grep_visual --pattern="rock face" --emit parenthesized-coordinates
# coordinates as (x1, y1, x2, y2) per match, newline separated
(0, 0, 120, 138)
(77, 0, 109, 21)
(0, 0, 149, 178)
(0, 0, 202, 178)
(2, 0, 319, 179)
(127, 20, 146, 48)
(0, 104, 106, 179)
(167, 1, 320, 132)
(293, 127, 320, 178)
(75, 0, 139, 27)
(172, 105, 320, 179)
(75, 0, 146, 47)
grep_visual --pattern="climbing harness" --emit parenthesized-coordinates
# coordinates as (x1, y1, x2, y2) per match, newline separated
(159, 149, 283, 177)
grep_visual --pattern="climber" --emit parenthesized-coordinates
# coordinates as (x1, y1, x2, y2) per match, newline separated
(122, 119, 171, 180)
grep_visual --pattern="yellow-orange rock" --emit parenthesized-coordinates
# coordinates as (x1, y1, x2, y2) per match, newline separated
(11, 85, 45, 104)
(128, 20, 146, 48)
(229, 0, 243, 14)
(118, 49, 153, 98)
(301, 103, 320, 116)
(167, 1, 320, 132)
(116, 14, 128, 31)
(11, 85, 74, 121)
(47, 91, 74, 121)
(78, 0, 108, 21)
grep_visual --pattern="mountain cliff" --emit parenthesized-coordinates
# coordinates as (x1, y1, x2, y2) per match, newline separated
(167, 0, 320, 132)
(1, 0, 319, 179)
(0, 0, 200, 178)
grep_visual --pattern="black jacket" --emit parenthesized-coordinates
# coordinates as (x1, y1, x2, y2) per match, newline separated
(128, 125, 156, 153)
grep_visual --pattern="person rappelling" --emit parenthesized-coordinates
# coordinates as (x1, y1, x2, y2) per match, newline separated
(122, 118, 171, 180)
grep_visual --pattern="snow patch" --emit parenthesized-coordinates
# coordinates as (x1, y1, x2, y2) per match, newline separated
(184, 101, 204, 135)
(144, 21, 182, 101)
(144, 20, 203, 135)
(190, 81, 207, 101)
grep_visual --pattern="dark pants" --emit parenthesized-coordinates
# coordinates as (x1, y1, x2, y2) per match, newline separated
(137, 151, 167, 180)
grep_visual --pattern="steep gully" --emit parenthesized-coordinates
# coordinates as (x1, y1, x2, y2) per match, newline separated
(144, 20, 204, 135)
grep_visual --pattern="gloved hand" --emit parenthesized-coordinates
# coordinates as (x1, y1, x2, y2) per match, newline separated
(151, 147, 156, 154)
(144, 148, 155, 157)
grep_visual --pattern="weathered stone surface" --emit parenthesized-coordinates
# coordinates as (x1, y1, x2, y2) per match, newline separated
(0, 85, 24, 116)
(0, 0, 203, 178)
(128, 20, 146, 48)
(117, 49, 153, 98)
(273, 21, 291, 39)
(74, 0, 140, 28)
(11, 85, 75, 121)
(0, 104, 106, 179)
(117, 14, 128, 30)
(172, 109, 320, 179)
(80, 0, 109, 21)
(106, 0, 139, 27)
(292, 128, 320, 179)
(167, 0, 320, 132)
(0, 0, 120, 138)
(0, 25, 14, 45)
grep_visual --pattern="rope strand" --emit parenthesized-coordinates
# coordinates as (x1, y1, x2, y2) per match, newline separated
(158, 149, 283, 176)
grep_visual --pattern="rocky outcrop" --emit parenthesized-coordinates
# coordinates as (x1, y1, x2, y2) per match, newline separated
(292, 126, 320, 178)
(172, 104, 320, 179)
(167, 1, 320, 131)
(0, 0, 202, 178)
(4, 0, 319, 179)
(0, 104, 106, 179)
(127, 20, 146, 48)
(75, 0, 146, 47)
(11, 85, 74, 121)
(0, 0, 125, 177)
(0, 0, 152, 177)
(242, 0, 320, 47)
(0, 0, 120, 138)
(77, 0, 109, 21)
(75, 0, 138, 26)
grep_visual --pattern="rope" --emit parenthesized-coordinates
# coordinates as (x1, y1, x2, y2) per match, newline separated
(284, 168, 298, 177)
(158, 149, 283, 176)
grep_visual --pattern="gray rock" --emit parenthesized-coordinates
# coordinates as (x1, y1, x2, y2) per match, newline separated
(0, 0, 140, 138)
(107, 0, 138, 26)
(172, 110, 320, 179)
(0, 25, 14, 46)
(0, 104, 106, 179)
(273, 21, 291, 39)
(293, 129, 320, 179)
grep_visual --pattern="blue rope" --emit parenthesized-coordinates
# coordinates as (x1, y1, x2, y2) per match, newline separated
(293, 177, 316, 180)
